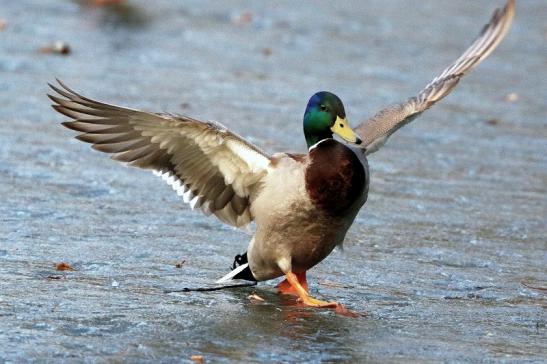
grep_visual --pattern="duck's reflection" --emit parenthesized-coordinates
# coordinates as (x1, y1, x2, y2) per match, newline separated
(73, 0, 149, 29)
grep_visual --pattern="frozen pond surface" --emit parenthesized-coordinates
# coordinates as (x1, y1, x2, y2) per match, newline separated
(1, 0, 546, 362)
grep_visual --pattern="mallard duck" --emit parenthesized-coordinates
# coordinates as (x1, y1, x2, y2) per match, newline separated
(49, 0, 514, 308)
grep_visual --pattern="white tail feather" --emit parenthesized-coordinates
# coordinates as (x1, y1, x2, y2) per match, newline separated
(215, 263, 249, 283)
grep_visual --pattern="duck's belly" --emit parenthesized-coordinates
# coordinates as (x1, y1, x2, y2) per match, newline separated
(248, 153, 367, 281)
(249, 206, 360, 281)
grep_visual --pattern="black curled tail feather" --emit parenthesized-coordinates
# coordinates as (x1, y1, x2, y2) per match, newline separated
(231, 252, 256, 281)
(232, 253, 248, 270)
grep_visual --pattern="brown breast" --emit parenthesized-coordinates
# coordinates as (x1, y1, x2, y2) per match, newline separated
(305, 139, 368, 217)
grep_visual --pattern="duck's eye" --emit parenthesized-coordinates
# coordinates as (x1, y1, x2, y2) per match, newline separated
(339, 123, 344, 128)
(320, 104, 327, 111)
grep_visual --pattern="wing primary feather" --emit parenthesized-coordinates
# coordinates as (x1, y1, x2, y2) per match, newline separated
(92, 138, 150, 153)
(76, 131, 142, 144)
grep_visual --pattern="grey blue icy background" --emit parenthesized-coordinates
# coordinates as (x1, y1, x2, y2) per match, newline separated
(0, 1, 545, 362)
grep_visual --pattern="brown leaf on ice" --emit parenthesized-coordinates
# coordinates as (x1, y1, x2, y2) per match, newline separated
(40, 41, 71, 55)
(55, 262, 75, 271)
(191, 355, 204, 363)
(247, 293, 265, 302)
(232, 11, 253, 25)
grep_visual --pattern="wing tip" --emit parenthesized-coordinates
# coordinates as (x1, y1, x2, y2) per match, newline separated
(356, 0, 515, 155)
(60, 121, 81, 131)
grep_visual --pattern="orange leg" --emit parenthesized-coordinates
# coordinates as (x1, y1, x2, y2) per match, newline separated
(280, 271, 338, 308)
(277, 271, 308, 296)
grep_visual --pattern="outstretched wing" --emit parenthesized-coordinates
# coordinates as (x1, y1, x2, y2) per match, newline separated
(356, 0, 515, 155)
(49, 80, 272, 228)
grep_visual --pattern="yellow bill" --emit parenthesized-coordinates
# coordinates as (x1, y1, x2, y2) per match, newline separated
(331, 116, 362, 145)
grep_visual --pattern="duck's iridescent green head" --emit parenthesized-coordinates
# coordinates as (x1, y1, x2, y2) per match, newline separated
(303, 91, 362, 149)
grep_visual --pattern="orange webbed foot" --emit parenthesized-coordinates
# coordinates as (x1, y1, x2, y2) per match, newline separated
(279, 271, 364, 316)
(297, 296, 338, 308)
(282, 271, 340, 308)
